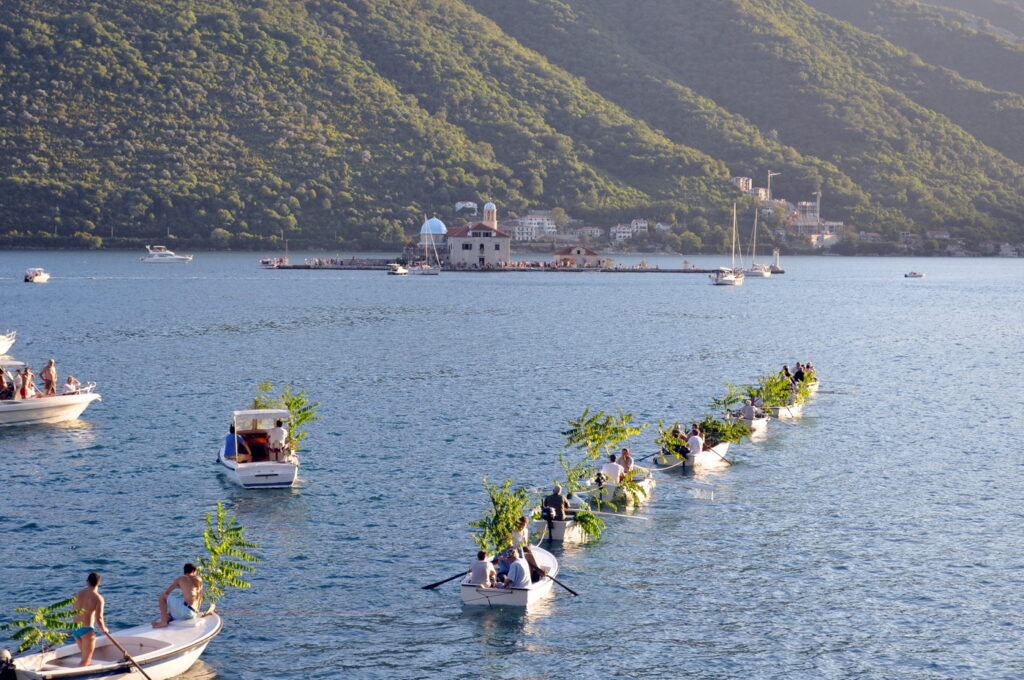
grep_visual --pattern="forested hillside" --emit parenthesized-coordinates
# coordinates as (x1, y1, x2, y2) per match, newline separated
(1, 0, 1023, 250)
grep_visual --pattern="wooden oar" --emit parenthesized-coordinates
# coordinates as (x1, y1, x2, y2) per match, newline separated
(589, 510, 650, 521)
(104, 631, 154, 680)
(421, 570, 469, 590)
(545, 573, 579, 597)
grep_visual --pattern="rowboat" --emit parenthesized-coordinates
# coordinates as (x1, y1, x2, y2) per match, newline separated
(217, 409, 299, 489)
(767, 401, 803, 419)
(0, 330, 14, 355)
(0, 361, 101, 426)
(805, 380, 820, 394)
(690, 442, 731, 469)
(588, 467, 656, 508)
(904, 271, 925, 278)
(530, 515, 587, 544)
(460, 546, 558, 607)
(730, 411, 769, 433)
(6, 614, 221, 680)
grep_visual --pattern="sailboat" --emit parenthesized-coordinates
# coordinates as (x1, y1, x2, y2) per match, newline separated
(741, 208, 772, 278)
(410, 217, 444, 275)
(709, 204, 745, 286)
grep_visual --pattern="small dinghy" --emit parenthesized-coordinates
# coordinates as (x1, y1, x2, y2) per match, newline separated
(460, 546, 558, 607)
(688, 442, 732, 469)
(0, 330, 15, 355)
(218, 409, 299, 489)
(6, 614, 221, 680)
(730, 411, 769, 433)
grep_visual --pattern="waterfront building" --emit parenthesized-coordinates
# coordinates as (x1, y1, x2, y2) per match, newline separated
(574, 226, 604, 239)
(630, 219, 649, 234)
(521, 210, 557, 235)
(447, 202, 512, 268)
(553, 246, 605, 268)
(610, 224, 633, 242)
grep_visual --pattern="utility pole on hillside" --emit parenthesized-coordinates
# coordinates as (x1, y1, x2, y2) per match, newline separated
(767, 171, 781, 201)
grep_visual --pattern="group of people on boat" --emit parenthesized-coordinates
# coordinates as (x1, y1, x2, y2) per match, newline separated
(467, 515, 551, 589)
(781, 362, 816, 386)
(0, 359, 81, 400)
(64, 563, 203, 667)
(224, 420, 292, 463)
(659, 423, 712, 463)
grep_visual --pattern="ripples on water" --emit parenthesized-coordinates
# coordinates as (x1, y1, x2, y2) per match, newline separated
(1, 252, 1023, 679)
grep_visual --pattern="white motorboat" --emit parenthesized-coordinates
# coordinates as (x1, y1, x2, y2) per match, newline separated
(904, 271, 925, 278)
(217, 409, 299, 489)
(7, 614, 221, 680)
(0, 361, 101, 426)
(460, 546, 558, 607)
(386, 263, 408, 276)
(710, 204, 745, 286)
(140, 245, 193, 263)
(259, 257, 288, 268)
(0, 330, 15, 355)
(24, 268, 50, 283)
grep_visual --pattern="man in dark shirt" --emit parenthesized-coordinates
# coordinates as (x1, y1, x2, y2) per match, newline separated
(543, 484, 571, 521)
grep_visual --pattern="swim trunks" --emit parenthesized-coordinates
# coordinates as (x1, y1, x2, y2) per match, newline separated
(72, 626, 95, 640)
(167, 592, 197, 621)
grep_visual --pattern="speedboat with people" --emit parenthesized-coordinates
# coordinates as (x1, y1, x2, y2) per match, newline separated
(0, 360, 101, 426)
(386, 263, 409, 275)
(0, 330, 14, 355)
(140, 245, 193, 263)
(217, 409, 299, 489)
(24, 268, 50, 283)
(3, 613, 222, 680)
(460, 546, 558, 607)
(904, 271, 925, 278)
(259, 256, 288, 268)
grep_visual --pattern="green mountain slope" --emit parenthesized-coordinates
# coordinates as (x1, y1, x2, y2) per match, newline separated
(924, 0, 1024, 39)
(1, 0, 1023, 246)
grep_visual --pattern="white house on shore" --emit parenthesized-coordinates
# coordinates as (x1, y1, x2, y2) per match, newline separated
(446, 202, 512, 268)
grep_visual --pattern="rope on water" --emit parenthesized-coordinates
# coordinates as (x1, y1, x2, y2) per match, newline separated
(648, 458, 686, 472)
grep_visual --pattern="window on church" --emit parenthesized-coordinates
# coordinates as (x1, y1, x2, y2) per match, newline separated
(494, 244, 501, 250)
(462, 243, 472, 250)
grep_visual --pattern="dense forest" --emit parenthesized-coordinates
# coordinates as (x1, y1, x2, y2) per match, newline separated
(1, 0, 1023, 250)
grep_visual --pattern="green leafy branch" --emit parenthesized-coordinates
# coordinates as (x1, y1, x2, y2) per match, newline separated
(197, 502, 260, 608)
(251, 381, 322, 448)
(561, 409, 646, 461)
(469, 478, 532, 555)
(1, 597, 82, 653)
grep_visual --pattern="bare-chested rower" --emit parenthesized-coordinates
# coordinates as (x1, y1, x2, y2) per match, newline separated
(71, 572, 110, 667)
(152, 563, 203, 628)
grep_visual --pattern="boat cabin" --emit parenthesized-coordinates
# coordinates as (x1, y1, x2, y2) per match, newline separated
(231, 408, 291, 462)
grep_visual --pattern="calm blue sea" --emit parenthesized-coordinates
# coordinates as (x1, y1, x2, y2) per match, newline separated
(1, 251, 1023, 679)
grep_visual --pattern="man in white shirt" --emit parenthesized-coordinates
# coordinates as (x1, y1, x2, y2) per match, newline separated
(686, 429, 704, 465)
(468, 551, 496, 587)
(740, 400, 760, 420)
(600, 454, 624, 483)
(502, 550, 532, 589)
(267, 419, 288, 461)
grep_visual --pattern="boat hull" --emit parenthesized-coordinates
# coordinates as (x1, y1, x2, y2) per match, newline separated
(12, 615, 221, 680)
(689, 442, 731, 469)
(529, 517, 587, 544)
(460, 546, 558, 607)
(0, 393, 101, 426)
(768, 402, 803, 419)
(218, 445, 298, 489)
(0, 330, 14, 355)
(589, 474, 656, 508)
(25, 274, 50, 283)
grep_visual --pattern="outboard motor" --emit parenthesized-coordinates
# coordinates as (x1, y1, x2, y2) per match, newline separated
(541, 506, 554, 542)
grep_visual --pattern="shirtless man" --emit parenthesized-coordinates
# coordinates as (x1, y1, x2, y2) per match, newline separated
(153, 563, 203, 628)
(40, 359, 57, 395)
(71, 572, 110, 667)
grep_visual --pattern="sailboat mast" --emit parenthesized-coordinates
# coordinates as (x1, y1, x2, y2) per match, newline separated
(731, 203, 737, 269)
(751, 208, 758, 263)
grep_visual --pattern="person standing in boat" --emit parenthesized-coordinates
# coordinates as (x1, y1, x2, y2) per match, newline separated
(267, 419, 289, 461)
(686, 427, 704, 465)
(543, 484, 571, 521)
(153, 563, 203, 628)
(0, 368, 12, 400)
(510, 516, 530, 552)
(40, 359, 58, 395)
(224, 424, 253, 463)
(71, 572, 110, 667)
(19, 367, 37, 399)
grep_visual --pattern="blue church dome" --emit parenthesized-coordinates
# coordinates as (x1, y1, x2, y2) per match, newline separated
(484, 202, 496, 211)
(420, 217, 447, 235)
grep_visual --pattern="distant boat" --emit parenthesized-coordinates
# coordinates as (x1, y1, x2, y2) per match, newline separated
(0, 360, 101, 426)
(387, 263, 409, 276)
(741, 209, 772, 278)
(217, 408, 300, 489)
(710, 204, 745, 286)
(460, 546, 558, 607)
(905, 271, 925, 278)
(24, 268, 50, 283)
(0, 330, 15, 355)
(140, 245, 193, 263)
(259, 257, 288, 268)
(410, 217, 445, 275)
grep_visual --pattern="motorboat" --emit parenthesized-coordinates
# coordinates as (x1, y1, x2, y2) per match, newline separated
(0, 330, 14, 355)
(710, 204, 745, 286)
(217, 409, 299, 489)
(0, 361, 101, 426)
(905, 271, 925, 278)
(140, 245, 193, 263)
(259, 257, 288, 268)
(386, 263, 409, 276)
(6, 614, 221, 680)
(460, 546, 558, 607)
(24, 268, 50, 283)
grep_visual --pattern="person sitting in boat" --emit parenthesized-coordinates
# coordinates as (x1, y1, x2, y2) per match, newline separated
(62, 375, 81, 395)
(793, 362, 806, 384)
(662, 424, 689, 460)
(40, 358, 58, 395)
(510, 516, 530, 552)
(153, 563, 203, 628)
(224, 424, 253, 463)
(740, 400, 762, 420)
(686, 427, 704, 463)
(542, 484, 571, 521)
(600, 453, 625, 483)
(500, 549, 532, 590)
(620, 448, 634, 474)
(781, 365, 793, 383)
(468, 551, 497, 588)
(267, 419, 289, 461)
(493, 551, 513, 583)
(0, 369, 12, 400)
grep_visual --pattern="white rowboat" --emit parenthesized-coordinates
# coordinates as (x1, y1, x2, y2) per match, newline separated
(767, 401, 803, 419)
(460, 546, 558, 607)
(530, 517, 587, 544)
(588, 468, 656, 508)
(689, 442, 731, 469)
(8, 614, 221, 680)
